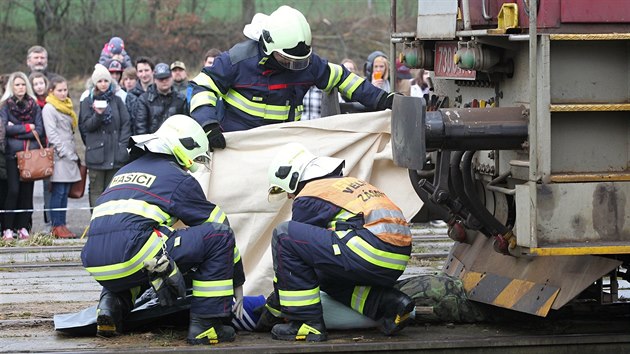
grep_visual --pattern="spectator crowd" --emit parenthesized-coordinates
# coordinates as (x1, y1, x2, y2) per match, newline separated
(0, 36, 431, 242)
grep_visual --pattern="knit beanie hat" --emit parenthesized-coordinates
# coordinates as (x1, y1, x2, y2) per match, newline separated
(91, 63, 112, 86)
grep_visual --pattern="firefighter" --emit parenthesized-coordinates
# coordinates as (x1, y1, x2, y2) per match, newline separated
(188, 5, 396, 149)
(264, 143, 414, 341)
(81, 114, 245, 345)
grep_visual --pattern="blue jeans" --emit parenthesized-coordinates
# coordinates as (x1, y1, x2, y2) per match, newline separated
(50, 182, 72, 227)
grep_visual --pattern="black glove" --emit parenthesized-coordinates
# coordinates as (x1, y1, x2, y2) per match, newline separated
(204, 123, 226, 151)
(376, 92, 398, 111)
(144, 254, 186, 307)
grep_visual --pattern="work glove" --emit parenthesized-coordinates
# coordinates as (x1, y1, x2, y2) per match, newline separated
(233, 285, 244, 320)
(144, 254, 186, 307)
(376, 92, 398, 111)
(204, 123, 226, 151)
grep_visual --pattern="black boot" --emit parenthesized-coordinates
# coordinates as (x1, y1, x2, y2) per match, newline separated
(375, 288, 415, 336)
(96, 292, 125, 337)
(271, 318, 327, 342)
(187, 315, 236, 345)
(254, 291, 286, 332)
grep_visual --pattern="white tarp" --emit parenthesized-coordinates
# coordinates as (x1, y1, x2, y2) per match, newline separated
(193, 110, 422, 296)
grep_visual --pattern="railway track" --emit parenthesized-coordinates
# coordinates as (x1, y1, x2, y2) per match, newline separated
(2, 225, 629, 352)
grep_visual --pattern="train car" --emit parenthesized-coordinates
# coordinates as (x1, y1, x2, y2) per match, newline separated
(391, 0, 630, 316)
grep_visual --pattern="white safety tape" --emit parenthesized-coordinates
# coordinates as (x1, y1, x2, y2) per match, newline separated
(0, 206, 94, 213)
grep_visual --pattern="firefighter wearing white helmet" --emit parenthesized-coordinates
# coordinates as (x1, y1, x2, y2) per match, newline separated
(82, 114, 245, 345)
(263, 142, 414, 342)
(189, 5, 396, 138)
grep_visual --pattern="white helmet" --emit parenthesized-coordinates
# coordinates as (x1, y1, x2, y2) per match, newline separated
(261, 6, 312, 70)
(129, 115, 210, 172)
(268, 143, 344, 197)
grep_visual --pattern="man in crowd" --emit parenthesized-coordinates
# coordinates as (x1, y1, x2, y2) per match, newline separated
(264, 143, 414, 341)
(81, 115, 244, 345)
(128, 56, 154, 98)
(170, 61, 188, 96)
(134, 63, 187, 134)
(188, 5, 395, 150)
(26, 45, 57, 78)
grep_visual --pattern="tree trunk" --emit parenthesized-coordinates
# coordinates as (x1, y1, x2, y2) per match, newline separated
(241, 0, 255, 27)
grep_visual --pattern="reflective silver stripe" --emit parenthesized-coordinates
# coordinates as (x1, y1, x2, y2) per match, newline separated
(324, 63, 343, 92)
(190, 91, 218, 112)
(85, 232, 165, 281)
(366, 223, 412, 238)
(347, 236, 409, 270)
(338, 73, 364, 100)
(351, 286, 371, 314)
(206, 206, 227, 224)
(328, 209, 355, 229)
(192, 279, 234, 297)
(192, 72, 223, 94)
(92, 199, 172, 225)
(224, 89, 290, 120)
(278, 287, 321, 307)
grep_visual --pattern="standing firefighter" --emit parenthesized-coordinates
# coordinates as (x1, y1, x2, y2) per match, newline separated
(265, 143, 414, 341)
(81, 115, 245, 345)
(188, 5, 396, 148)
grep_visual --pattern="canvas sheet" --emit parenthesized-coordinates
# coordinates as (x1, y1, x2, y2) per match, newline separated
(192, 110, 422, 296)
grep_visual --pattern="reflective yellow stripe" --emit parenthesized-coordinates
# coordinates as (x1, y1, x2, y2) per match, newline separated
(294, 105, 303, 121)
(346, 236, 409, 271)
(92, 199, 172, 225)
(224, 89, 290, 120)
(278, 286, 320, 307)
(233, 246, 241, 264)
(195, 327, 218, 343)
(351, 286, 371, 314)
(206, 206, 227, 224)
(324, 63, 343, 92)
(85, 232, 166, 281)
(190, 91, 218, 112)
(332, 244, 341, 255)
(338, 73, 364, 100)
(328, 209, 355, 230)
(192, 72, 223, 94)
(192, 279, 234, 297)
(265, 303, 283, 317)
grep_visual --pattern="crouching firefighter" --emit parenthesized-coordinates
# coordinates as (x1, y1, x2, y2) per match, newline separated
(264, 143, 415, 342)
(81, 114, 245, 345)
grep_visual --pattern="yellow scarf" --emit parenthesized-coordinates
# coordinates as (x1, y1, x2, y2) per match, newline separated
(46, 94, 78, 127)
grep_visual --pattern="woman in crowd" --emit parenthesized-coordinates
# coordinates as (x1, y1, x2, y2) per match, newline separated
(370, 55, 390, 92)
(121, 67, 137, 92)
(29, 72, 49, 109)
(0, 72, 44, 240)
(79, 64, 131, 209)
(42, 76, 81, 238)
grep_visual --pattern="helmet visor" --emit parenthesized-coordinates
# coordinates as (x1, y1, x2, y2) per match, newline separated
(273, 51, 311, 71)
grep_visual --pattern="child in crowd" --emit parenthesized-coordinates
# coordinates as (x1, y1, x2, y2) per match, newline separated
(0, 72, 44, 241)
(41, 76, 81, 238)
(121, 67, 138, 92)
(98, 36, 133, 69)
(29, 72, 49, 108)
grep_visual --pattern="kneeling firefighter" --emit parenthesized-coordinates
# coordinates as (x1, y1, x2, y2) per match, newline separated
(81, 114, 245, 345)
(264, 143, 415, 341)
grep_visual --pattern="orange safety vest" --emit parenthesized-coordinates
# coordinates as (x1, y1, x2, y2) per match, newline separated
(297, 177, 411, 247)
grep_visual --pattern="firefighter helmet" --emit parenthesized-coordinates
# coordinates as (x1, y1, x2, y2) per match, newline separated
(268, 143, 344, 197)
(131, 115, 210, 172)
(261, 6, 312, 71)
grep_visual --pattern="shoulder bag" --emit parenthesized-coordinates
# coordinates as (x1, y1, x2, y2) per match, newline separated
(16, 130, 54, 182)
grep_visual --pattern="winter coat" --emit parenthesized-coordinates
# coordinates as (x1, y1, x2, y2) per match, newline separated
(79, 94, 131, 171)
(0, 97, 44, 159)
(127, 81, 146, 99)
(133, 84, 187, 134)
(41, 104, 81, 183)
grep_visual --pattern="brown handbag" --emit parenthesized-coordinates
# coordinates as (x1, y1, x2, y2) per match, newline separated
(16, 130, 54, 182)
(68, 160, 88, 199)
